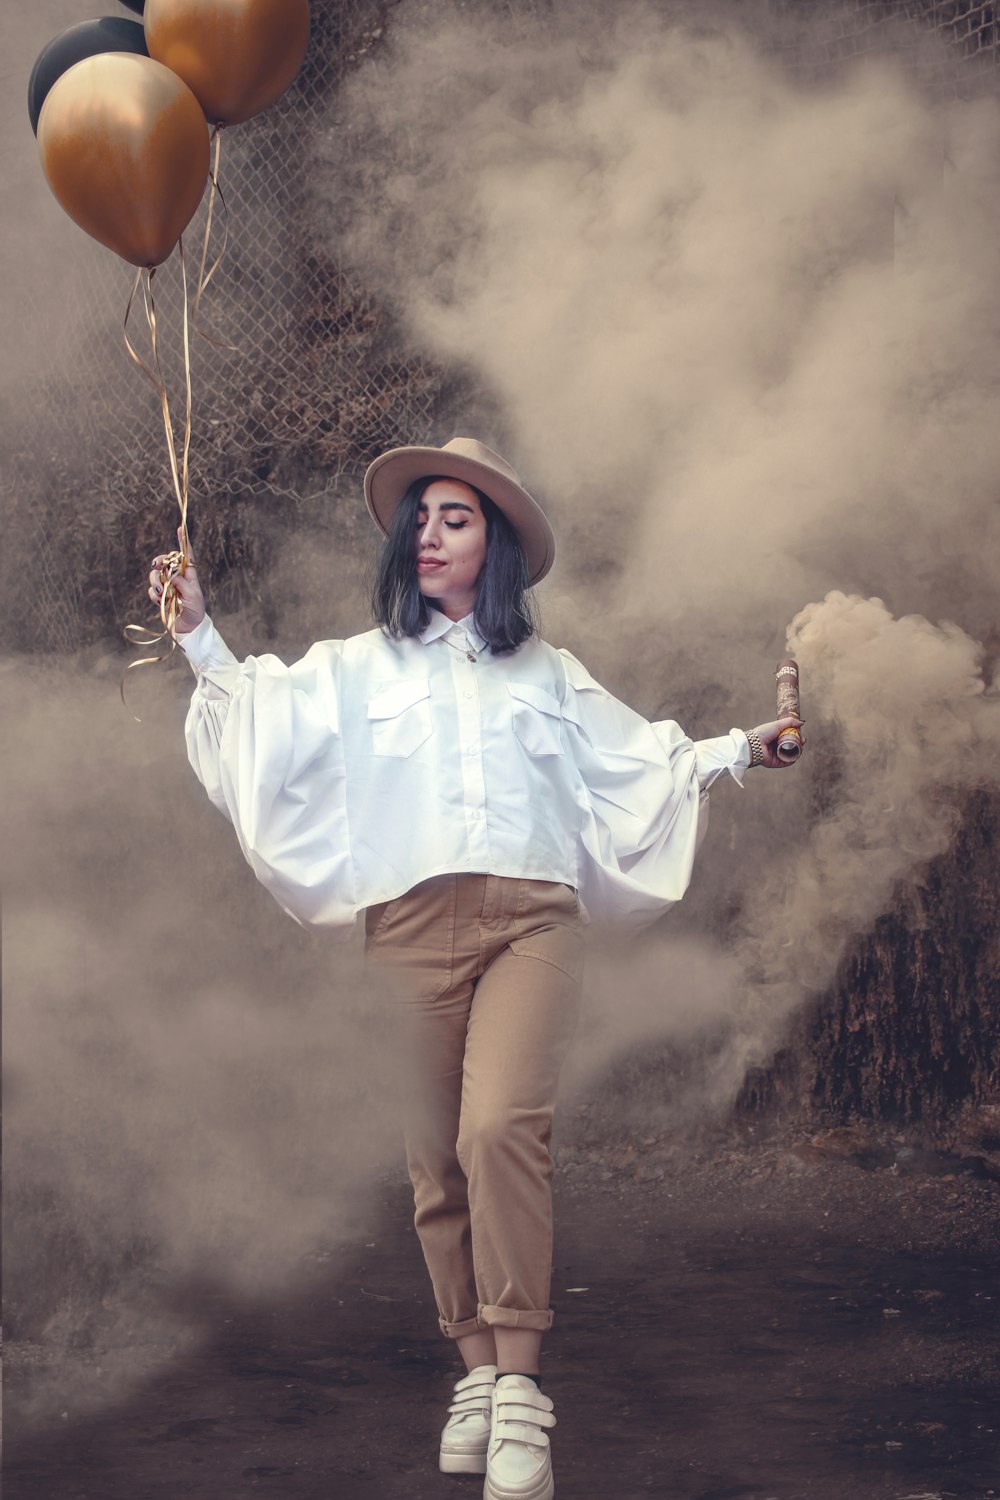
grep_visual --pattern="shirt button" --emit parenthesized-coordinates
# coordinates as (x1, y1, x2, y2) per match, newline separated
(472, 809, 482, 820)
(463, 689, 473, 699)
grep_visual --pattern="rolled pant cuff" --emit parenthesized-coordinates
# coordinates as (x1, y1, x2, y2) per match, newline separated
(439, 1313, 487, 1340)
(479, 1303, 554, 1332)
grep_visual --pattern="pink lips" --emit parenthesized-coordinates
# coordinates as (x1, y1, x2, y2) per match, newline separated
(417, 557, 446, 571)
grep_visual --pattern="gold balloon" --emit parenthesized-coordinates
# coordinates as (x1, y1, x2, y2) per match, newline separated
(38, 54, 210, 268)
(145, 0, 311, 127)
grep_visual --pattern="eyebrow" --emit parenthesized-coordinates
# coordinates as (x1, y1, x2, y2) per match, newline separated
(417, 500, 475, 513)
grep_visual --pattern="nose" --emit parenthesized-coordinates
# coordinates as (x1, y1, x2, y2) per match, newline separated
(418, 512, 442, 549)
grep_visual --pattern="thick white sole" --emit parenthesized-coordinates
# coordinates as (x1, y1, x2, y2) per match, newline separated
(440, 1448, 489, 1475)
(483, 1466, 554, 1500)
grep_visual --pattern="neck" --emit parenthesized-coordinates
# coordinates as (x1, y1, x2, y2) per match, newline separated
(426, 595, 477, 623)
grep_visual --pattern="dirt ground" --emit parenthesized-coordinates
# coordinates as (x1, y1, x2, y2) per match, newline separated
(6, 1125, 999, 1500)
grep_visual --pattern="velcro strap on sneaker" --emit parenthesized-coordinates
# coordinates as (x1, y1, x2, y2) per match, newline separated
(493, 1391, 556, 1429)
(448, 1366, 497, 1416)
(456, 1365, 497, 1386)
(447, 1395, 492, 1416)
(454, 1367, 497, 1393)
(493, 1418, 553, 1448)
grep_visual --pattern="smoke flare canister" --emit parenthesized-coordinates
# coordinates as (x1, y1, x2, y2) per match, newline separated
(775, 659, 802, 762)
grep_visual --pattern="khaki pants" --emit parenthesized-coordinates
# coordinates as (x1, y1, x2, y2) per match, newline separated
(365, 874, 584, 1339)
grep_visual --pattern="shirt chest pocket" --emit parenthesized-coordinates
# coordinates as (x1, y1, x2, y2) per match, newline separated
(367, 680, 432, 757)
(507, 681, 564, 757)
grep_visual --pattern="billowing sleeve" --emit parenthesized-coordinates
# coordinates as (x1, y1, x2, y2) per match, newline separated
(180, 616, 356, 932)
(556, 649, 750, 929)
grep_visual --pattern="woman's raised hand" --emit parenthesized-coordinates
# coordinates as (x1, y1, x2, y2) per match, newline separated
(750, 715, 806, 769)
(147, 527, 206, 635)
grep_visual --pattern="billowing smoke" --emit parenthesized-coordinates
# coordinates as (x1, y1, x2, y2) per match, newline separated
(321, 0, 1000, 1112)
(698, 591, 999, 1105)
(3, 655, 403, 1426)
(328, 0, 1000, 644)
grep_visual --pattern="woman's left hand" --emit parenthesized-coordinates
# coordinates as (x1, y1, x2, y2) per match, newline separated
(750, 716, 806, 769)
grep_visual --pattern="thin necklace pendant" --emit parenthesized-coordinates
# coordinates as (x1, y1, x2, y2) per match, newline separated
(443, 633, 477, 663)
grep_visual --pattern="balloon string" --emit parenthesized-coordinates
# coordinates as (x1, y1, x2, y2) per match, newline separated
(191, 126, 237, 350)
(121, 239, 195, 716)
(180, 235, 193, 541)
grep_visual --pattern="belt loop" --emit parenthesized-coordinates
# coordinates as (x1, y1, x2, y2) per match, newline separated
(504, 875, 520, 925)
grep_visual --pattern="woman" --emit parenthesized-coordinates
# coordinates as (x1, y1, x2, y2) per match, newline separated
(148, 437, 802, 1500)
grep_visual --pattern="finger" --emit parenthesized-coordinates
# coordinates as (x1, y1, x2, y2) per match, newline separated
(151, 571, 187, 597)
(761, 719, 805, 743)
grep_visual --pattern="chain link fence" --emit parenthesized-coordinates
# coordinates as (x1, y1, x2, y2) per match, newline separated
(772, 0, 997, 78)
(4, 0, 997, 652)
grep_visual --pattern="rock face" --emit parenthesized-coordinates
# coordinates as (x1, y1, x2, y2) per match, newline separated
(739, 787, 1000, 1139)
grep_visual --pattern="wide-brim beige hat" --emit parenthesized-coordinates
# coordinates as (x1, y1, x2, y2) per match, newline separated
(364, 437, 555, 584)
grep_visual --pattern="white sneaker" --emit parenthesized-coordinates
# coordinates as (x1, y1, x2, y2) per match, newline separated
(484, 1374, 556, 1500)
(439, 1363, 497, 1474)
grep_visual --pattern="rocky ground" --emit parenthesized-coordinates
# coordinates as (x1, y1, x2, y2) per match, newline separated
(6, 1122, 999, 1500)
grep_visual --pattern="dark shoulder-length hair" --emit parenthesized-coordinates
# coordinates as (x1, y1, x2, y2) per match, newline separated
(370, 476, 538, 654)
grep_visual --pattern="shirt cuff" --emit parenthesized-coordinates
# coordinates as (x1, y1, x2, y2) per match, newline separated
(694, 728, 751, 790)
(177, 614, 239, 675)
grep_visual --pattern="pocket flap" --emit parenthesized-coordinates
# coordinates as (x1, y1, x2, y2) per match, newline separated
(506, 681, 562, 718)
(367, 680, 431, 720)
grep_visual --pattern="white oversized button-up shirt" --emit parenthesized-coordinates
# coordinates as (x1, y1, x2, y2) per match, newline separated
(180, 610, 750, 936)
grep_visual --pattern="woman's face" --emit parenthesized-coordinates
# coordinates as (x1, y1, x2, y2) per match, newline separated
(415, 478, 488, 620)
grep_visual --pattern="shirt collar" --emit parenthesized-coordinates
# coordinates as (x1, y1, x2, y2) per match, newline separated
(419, 609, 487, 654)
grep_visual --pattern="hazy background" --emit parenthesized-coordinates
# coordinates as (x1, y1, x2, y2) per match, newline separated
(3, 0, 998, 1430)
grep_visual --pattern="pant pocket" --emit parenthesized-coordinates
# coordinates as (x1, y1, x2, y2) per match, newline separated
(509, 882, 585, 983)
(507, 931, 584, 985)
(364, 882, 455, 1001)
(364, 900, 393, 945)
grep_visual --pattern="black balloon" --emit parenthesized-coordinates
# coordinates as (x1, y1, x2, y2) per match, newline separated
(117, 0, 146, 13)
(28, 17, 149, 136)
